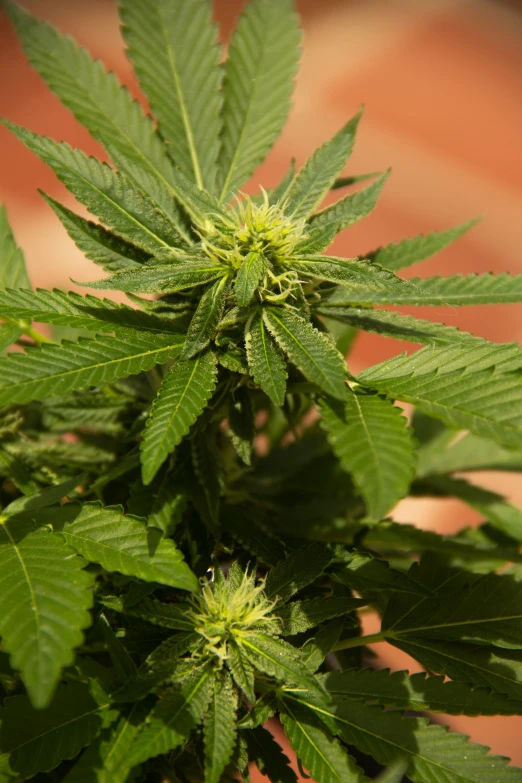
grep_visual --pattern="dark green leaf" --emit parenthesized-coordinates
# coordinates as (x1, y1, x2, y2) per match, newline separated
(0, 204, 30, 289)
(182, 276, 229, 358)
(265, 543, 333, 603)
(204, 670, 237, 783)
(245, 311, 287, 405)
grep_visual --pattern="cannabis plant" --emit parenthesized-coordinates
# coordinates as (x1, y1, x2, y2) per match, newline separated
(2, 1, 522, 781)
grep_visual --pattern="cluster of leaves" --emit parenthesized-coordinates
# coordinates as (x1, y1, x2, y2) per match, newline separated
(2, 0, 522, 781)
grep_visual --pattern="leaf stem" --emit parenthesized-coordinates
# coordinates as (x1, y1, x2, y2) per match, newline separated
(24, 325, 52, 345)
(331, 631, 387, 651)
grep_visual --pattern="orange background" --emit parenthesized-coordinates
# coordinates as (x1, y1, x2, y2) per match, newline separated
(2, 0, 522, 774)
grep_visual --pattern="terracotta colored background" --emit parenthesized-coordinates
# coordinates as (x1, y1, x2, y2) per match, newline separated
(2, 0, 522, 776)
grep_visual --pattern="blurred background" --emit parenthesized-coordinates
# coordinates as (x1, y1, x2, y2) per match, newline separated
(2, 0, 522, 774)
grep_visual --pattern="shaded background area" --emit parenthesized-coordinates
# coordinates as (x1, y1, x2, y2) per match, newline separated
(1, 0, 522, 772)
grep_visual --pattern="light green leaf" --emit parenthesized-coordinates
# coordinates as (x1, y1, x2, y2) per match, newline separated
(61, 700, 151, 783)
(55, 502, 198, 592)
(358, 345, 522, 450)
(375, 762, 409, 783)
(204, 670, 237, 783)
(120, 0, 222, 192)
(263, 307, 347, 400)
(127, 665, 213, 766)
(3, 122, 183, 254)
(417, 430, 522, 477)
(0, 682, 116, 779)
(227, 637, 255, 702)
(0, 331, 184, 407)
(265, 542, 333, 603)
(42, 194, 147, 273)
(328, 272, 522, 305)
(280, 701, 364, 783)
(245, 725, 298, 783)
(140, 351, 218, 484)
(284, 111, 362, 219)
(368, 218, 479, 272)
(320, 392, 416, 520)
(0, 521, 93, 708)
(323, 667, 522, 716)
(332, 552, 431, 597)
(245, 311, 287, 405)
(277, 596, 364, 635)
(101, 596, 194, 631)
(291, 254, 412, 291)
(0, 205, 30, 289)
(330, 698, 522, 783)
(332, 171, 381, 190)
(310, 171, 389, 233)
(218, 0, 301, 201)
(2, 0, 190, 237)
(235, 251, 268, 306)
(240, 632, 327, 699)
(182, 276, 229, 359)
(84, 260, 226, 295)
(0, 287, 181, 336)
(0, 324, 23, 353)
(269, 159, 296, 205)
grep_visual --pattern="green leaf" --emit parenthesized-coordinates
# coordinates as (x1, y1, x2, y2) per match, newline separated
(0, 205, 30, 289)
(358, 345, 522, 450)
(382, 568, 522, 649)
(332, 552, 431, 597)
(0, 520, 93, 708)
(42, 194, 147, 273)
(245, 725, 298, 783)
(265, 542, 333, 603)
(235, 251, 268, 306)
(302, 621, 345, 673)
(310, 171, 389, 233)
(182, 276, 229, 359)
(240, 632, 327, 699)
(0, 287, 182, 336)
(3, 122, 183, 254)
(328, 272, 522, 305)
(291, 255, 412, 291)
(140, 351, 218, 484)
(245, 311, 287, 405)
(0, 682, 116, 779)
(417, 430, 522, 476)
(3, 474, 84, 516)
(191, 429, 221, 531)
(368, 218, 479, 272)
(269, 159, 296, 205)
(330, 698, 522, 783)
(204, 670, 237, 783)
(2, 1, 190, 237)
(218, 0, 301, 201)
(55, 502, 198, 592)
(323, 667, 522, 716)
(280, 701, 364, 783)
(319, 392, 416, 520)
(263, 307, 347, 400)
(284, 112, 362, 220)
(228, 386, 256, 466)
(101, 596, 194, 631)
(120, 0, 222, 193)
(61, 700, 151, 783)
(375, 762, 409, 783)
(126, 664, 213, 766)
(0, 324, 23, 353)
(227, 638, 255, 702)
(84, 260, 226, 295)
(0, 331, 184, 407)
(277, 597, 364, 635)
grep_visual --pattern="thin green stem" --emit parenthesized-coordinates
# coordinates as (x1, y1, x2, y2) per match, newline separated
(24, 325, 52, 345)
(331, 631, 387, 652)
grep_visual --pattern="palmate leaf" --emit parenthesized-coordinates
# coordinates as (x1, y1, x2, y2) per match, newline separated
(280, 701, 364, 783)
(323, 667, 522, 716)
(182, 276, 229, 358)
(263, 307, 348, 400)
(54, 502, 198, 592)
(245, 725, 298, 783)
(0, 682, 116, 780)
(330, 698, 522, 783)
(382, 569, 522, 649)
(0, 287, 182, 335)
(320, 392, 416, 520)
(290, 254, 413, 291)
(204, 670, 237, 783)
(227, 638, 256, 702)
(120, 0, 222, 193)
(218, 0, 301, 201)
(126, 665, 213, 767)
(367, 218, 478, 272)
(85, 260, 226, 295)
(332, 552, 432, 597)
(235, 251, 268, 306)
(310, 171, 389, 233)
(245, 311, 287, 405)
(0, 331, 184, 407)
(61, 701, 151, 783)
(277, 596, 364, 635)
(265, 542, 333, 603)
(3, 122, 183, 254)
(140, 351, 218, 484)
(284, 111, 362, 220)
(327, 272, 522, 305)
(0, 519, 93, 708)
(2, 0, 190, 238)
(42, 195, 147, 274)
(0, 204, 30, 289)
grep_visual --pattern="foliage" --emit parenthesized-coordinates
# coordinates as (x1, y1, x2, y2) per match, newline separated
(0, 0, 522, 780)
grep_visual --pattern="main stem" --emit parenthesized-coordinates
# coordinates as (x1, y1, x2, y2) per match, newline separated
(331, 631, 387, 652)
